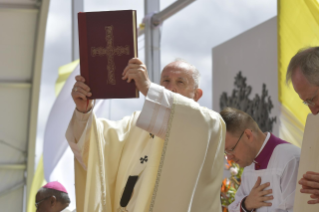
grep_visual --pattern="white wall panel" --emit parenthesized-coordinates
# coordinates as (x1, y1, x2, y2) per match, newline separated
(0, 142, 26, 163)
(0, 170, 24, 192)
(0, 187, 24, 212)
(213, 17, 279, 136)
(0, 9, 37, 81)
(0, 85, 30, 151)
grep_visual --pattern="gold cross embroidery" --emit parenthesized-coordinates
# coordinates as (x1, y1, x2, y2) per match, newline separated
(91, 26, 130, 85)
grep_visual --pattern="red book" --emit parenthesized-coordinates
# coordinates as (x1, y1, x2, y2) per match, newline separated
(78, 10, 139, 99)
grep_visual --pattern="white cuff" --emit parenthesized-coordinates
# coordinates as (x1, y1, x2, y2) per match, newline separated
(68, 139, 87, 170)
(66, 109, 93, 170)
(136, 83, 173, 139)
(75, 108, 92, 121)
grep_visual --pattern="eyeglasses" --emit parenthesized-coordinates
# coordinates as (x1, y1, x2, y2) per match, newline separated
(224, 130, 244, 155)
(303, 88, 319, 107)
(35, 196, 52, 209)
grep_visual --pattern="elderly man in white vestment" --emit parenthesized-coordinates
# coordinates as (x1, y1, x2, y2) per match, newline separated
(286, 47, 319, 204)
(220, 107, 300, 212)
(66, 58, 226, 212)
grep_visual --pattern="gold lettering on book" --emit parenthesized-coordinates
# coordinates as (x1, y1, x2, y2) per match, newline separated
(91, 26, 130, 85)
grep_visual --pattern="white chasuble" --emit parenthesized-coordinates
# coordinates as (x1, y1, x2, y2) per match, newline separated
(148, 93, 226, 212)
(66, 84, 225, 212)
(67, 112, 163, 212)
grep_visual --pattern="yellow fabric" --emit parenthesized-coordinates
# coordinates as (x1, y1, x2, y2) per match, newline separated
(27, 156, 47, 212)
(66, 95, 225, 212)
(278, 0, 319, 127)
(55, 59, 79, 96)
(278, 105, 303, 147)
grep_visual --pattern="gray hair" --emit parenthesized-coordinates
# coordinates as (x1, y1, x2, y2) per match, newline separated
(37, 187, 70, 204)
(286, 47, 319, 86)
(175, 58, 201, 89)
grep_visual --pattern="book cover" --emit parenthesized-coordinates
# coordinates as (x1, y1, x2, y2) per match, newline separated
(78, 10, 139, 99)
(293, 113, 319, 211)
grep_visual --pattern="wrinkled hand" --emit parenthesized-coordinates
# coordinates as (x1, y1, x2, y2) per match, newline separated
(71, 75, 93, 113)
(299, 171, 319, 204)
(122, 58, 151, 96)
(244, 177, 273, 210)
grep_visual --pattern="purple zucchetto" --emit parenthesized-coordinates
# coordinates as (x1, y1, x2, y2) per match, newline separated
(42, 181, 68, 194)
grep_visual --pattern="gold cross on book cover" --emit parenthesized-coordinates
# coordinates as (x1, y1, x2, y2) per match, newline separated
(78, 10, 139, 99)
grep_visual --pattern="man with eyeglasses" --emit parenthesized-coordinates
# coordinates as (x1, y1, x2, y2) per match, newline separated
(286, 47, 319, 205)
(35, 181, 71, 212)
(220, 107, 300, 212)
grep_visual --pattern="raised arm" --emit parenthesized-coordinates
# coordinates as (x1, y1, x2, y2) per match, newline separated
(66, 74, 136, 170)
(71, 75, 93, 113)
(66, 75, 94, 169)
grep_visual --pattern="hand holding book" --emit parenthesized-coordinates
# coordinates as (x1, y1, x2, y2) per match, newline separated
(72, 58, 151, 113)
(122, 58, 151, 96)
(72, 75, 93, 113)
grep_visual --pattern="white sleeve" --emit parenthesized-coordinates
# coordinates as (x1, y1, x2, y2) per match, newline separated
(66, 108, 136, 171)
(66, 109, 93, 170)
(276, 156, 300, 211)
(136, 83, 174, 139)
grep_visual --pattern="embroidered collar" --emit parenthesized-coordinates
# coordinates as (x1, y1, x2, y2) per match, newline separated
(253, 133, 289, 170)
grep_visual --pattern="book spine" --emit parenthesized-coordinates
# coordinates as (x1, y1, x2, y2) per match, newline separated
(78, 13, 90, 88)
(132, 10, 138, 58)
(132, 10, 139, 97)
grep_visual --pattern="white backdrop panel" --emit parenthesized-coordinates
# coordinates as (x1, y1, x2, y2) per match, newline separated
(0, 85, 30, 151)
(213, 17, 279, 136)
(0, 170, 24, 192)
(0, 187, 24, 211)
(0, 9, 37, 81)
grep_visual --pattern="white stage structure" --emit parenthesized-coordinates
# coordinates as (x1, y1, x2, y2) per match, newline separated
(0, 0, 50, 211)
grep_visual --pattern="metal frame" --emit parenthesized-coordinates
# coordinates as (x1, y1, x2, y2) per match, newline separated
(72, 0, 83, 61)
(0, 164, 26, 170)
(26, 0, 51, 207)
(144, 0, 161, 83)
(0, 3, 39, 10)
(152, 0, 196, 26)
(0, 82, 32, 89)
(143, 0, 196, 83)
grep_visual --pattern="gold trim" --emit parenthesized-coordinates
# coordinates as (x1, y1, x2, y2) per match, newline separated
(132, 10, 137, 58)
(133, 10, 138, 97)
(148, 96, 176, 212)
(92, 115, 107, 209)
